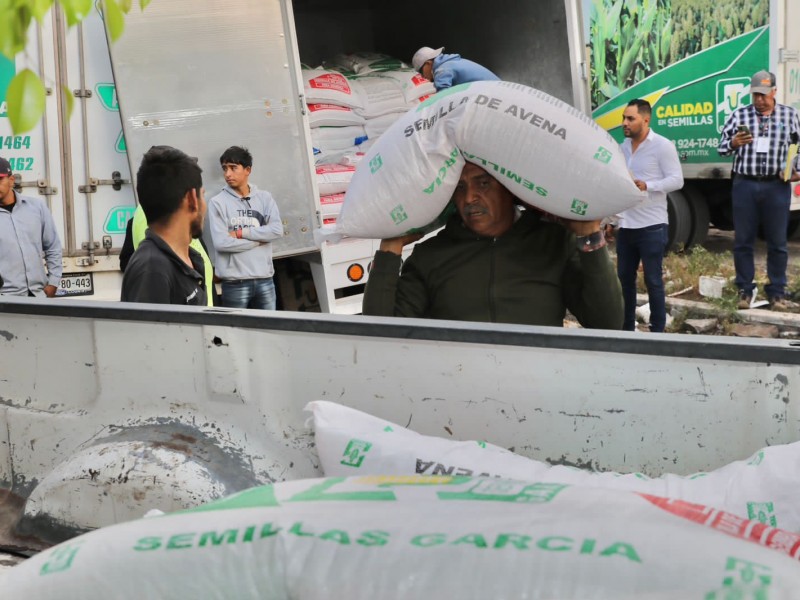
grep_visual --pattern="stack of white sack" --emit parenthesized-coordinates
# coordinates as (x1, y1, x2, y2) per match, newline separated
(307, 400, 800, 533)
(317, 79, 646, 242)
(302, 68, 370, 164)
(303, 60, 434, 168)
(323, 52, 435, 112)
(324, 51, 408, 75)
(5, 475, 800, 599)
(305, 54, 435, 231)
(316, 164, 355, 225)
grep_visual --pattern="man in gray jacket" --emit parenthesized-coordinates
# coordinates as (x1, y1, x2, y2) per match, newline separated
(0, 157, 62, 297)
(208, 146, 284, 309)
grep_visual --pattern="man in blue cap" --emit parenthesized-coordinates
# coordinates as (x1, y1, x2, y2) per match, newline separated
(411, 46, 499, 91)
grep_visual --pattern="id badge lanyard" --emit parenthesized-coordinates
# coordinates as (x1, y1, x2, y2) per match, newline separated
(756, 116, 770, 154)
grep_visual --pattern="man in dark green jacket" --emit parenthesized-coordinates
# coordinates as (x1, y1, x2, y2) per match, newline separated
(363, 163, 623, 329)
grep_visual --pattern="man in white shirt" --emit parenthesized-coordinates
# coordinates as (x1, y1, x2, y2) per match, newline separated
(616, 99, 684, 332)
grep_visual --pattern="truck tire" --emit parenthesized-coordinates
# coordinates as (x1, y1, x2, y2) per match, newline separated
(667, 190, 692, 253)
(683, 186, 710, 248)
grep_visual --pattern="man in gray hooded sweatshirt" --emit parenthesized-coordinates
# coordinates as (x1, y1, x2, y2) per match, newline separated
(208, 146, 284, 309)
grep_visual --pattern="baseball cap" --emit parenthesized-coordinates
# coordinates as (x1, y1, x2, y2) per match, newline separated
(0, 157, 11, 177)
(750, 70, 776, 95)
(412, 46, 444, 72)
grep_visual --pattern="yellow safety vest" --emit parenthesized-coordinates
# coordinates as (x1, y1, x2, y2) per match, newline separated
(131, 206, 214, 306)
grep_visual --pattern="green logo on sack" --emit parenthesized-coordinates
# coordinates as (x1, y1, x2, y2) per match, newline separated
(593, 146, 613, 164)
(369, 154, 383, 174)
(383, 426, 393, 432)
(747, 502, 778, 527)
(390, 204, 408, 225)
(747, 451, 764, 466)
(340, 439, 372, 468)
(570, 199, 588, 216)
(96, 83, 118, 111)
(40, 543, 82, 575)
(438, 480, 566, 503)
(709, 556, 773, 596)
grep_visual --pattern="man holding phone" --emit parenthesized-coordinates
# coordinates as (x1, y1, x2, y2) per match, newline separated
(719, 70, 800, 310)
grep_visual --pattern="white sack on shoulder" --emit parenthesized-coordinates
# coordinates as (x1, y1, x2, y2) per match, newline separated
(364, 112, 404, 139)
(307, 400, 800, 533)
(323, 80, 646, 241)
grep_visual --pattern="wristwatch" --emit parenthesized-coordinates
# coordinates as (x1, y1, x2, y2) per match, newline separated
(575, 230, 607, 253)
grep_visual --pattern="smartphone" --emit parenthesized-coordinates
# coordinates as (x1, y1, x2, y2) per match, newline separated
(738, 124, 752, 136)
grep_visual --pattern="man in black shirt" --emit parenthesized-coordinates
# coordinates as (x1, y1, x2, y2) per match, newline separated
(121, 146, 208, 305)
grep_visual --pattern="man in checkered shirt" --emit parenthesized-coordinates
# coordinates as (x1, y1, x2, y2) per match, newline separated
(719, 70, 800, 311)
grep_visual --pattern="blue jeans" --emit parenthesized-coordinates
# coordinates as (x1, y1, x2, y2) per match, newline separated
(616, 224, 668, 332)
(221, 278, 277, 310)
(732, 176, 790, 298)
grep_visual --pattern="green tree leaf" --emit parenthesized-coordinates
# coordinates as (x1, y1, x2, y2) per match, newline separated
(62, 83, 74, 120)
(7, 69, 46, 134)
(60, 0, 94, 27)
(0, 3, 32, 59)
(118, 0, 132, 13)
(140, 0, 151, 9)
(103, 0, 125, 42)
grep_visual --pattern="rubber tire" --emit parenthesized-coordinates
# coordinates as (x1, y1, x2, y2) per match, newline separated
(709, 202, 735, 230)
(667, 190, 692, 253)
(683, 186, 711, 249)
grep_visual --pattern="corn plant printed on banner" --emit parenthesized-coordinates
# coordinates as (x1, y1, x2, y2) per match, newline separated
(5, 476, 800, 599)
(323, 80, 646, 240)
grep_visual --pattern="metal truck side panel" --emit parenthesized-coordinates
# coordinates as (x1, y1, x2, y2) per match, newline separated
(0, 298, 798, 549)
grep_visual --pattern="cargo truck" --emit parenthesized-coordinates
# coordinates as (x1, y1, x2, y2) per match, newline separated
(580, 0, 800, 249)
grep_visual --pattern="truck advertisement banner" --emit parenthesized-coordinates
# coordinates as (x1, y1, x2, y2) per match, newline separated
(585, 0, 768, 165)
(0, 55, 37, 174)
(0, 54, 13, 118)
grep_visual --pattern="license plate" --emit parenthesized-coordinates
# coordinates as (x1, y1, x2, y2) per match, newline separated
(58, 272, 94, 297)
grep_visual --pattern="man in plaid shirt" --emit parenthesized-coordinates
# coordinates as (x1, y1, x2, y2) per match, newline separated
(719, 70, 800, 310)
